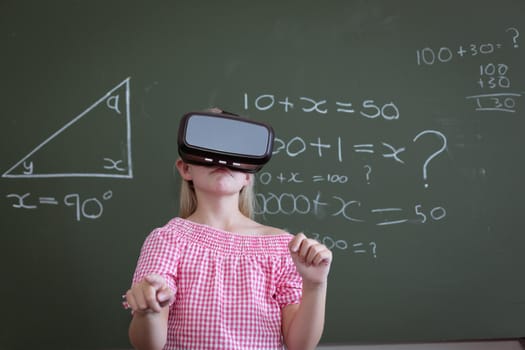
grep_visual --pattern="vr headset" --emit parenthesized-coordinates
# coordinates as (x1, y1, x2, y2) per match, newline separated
(177, 111, 274, 173)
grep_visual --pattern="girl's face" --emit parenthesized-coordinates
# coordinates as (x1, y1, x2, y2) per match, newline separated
(176, 160, 251, 196)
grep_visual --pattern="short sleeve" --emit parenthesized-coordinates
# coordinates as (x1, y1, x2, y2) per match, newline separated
(275, 255, 303, 309)
(131, 228, 179, 296)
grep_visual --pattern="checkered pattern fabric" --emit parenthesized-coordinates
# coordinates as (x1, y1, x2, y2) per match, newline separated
(131, 217, 303, 350)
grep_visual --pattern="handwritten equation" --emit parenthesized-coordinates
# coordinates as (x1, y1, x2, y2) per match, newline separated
(255, 192, 446, 225)
(244, 93, 400, 119)
(414, 26, 523, 113)
(6, 190, 113, 221)
(268, 129, 447, 189)
(415, 27, 520, 65)
(310, 232, 378, 259)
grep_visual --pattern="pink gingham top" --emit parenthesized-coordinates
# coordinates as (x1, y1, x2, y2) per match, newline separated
(131, 217, 303, 350)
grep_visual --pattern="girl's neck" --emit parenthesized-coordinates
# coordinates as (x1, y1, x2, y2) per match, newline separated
(187, 194, 249, 231)
(187, 189, 253, 231)
(187, 210, 249, 232)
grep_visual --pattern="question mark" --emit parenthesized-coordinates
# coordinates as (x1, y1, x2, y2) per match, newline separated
(413, 130, 447, 189)
(364, 165, 372, 184)
(506, 27, 520, 48)
(369, 242, 377, 258)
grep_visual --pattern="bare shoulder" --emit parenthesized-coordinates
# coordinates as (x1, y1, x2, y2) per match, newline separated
(256, 223, 288, 236)
(240, 218, 288, 236)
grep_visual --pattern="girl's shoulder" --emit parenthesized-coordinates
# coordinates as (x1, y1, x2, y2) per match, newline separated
(238, 219, 290, 237)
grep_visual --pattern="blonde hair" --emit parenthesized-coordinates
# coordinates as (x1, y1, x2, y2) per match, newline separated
(178, 173, 256, 219)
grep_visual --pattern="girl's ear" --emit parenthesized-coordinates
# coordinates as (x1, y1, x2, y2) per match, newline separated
(175, 159, 193, 181)
(244, 173, 253, 186)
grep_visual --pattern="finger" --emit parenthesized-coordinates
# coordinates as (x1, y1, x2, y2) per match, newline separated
(125, 290, 138, 310)
(143, 284, 162, 312)
(131, 282, 159, 312)
(144, 274, 167, 290)
(158, 295, 174, 308)
(157, 286, 174, 305)
(304, 242, 325, 265)
(289, 233, 306, 253)
(130, 285, 149, 311)
(159, 299, 171, 308)
(298, 238, 314, 260)
(312, 248, 333, 266)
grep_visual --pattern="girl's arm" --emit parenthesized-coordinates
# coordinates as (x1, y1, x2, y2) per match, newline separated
(282, 233, 332, 350)
(129, 308, 170, 350)
(125, 274, 174, 350)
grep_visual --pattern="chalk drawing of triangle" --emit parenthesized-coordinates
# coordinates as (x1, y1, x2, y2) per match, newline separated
(2, 77, 133, 179)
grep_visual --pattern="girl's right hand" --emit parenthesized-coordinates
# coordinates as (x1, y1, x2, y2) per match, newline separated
(125, 274, 175, 314)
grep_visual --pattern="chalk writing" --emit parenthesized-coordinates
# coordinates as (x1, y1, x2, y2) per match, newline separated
(465, 92, 521, 113)
(266, 129, 447, 188)
(272, 135, 413, 164)
(1, 78, 133, 223)
(309, 232, 377, 258)
(310, 233, 349, 251)
(415, 27, 521, 66)
(254, 192, 447, 225)
(6, 193, 37, 209)
(412, 28, 523, 113)
(416, 43, 502, 65)
(6, 190, 113, 221)
(478, 63, 511, 89)
(2, 77, 133, 179)
(506, 27, 520, 48)
(244, 93, 400, 119)
(413, 130, 447, 189)
(103, 158, 127, 172)
(464, 62, 522, 113)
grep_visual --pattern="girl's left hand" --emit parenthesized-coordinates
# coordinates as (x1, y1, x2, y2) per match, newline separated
(288, 233, 332, 285)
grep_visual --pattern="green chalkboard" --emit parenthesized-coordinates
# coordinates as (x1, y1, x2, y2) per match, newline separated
(1, 0, 524, 348)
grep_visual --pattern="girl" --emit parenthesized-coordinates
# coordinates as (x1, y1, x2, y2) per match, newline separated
(124, 110, 332, 350)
